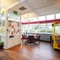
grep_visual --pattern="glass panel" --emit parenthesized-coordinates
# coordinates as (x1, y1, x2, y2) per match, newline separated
(21, 24, 29, 34)
(21, 18, 25, 22)
(39, 24, 47, 33)
(0, 21, 5, 34)
(15, 15, 20, 22)
(8, 13, 14, 20)
(29, 24, 39, 33)
(38, 16, 46, 21)
(28, 24, 34, 33)
(32, 17, 38, 22)
(46, 23, 52, 33)
(0, 14, 5, 20)
(26, 18, 32, 22)
(55, 24, 60, 34)
(56, 13, 60, 19)
(46, 14, 55, 20)
(21, 24, 39, 33)
(0, 12, 5, 35)
(21, 18, 31, 22)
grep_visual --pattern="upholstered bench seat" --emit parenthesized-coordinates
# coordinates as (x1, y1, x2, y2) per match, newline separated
(0, 41, 4, 48)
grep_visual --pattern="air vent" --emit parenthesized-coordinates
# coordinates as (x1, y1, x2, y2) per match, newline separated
(19, 6, 27, 11)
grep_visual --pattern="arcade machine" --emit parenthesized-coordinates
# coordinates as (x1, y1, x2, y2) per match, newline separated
(52, 22, 60, 50)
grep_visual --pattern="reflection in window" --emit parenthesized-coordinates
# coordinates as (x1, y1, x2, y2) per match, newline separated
(56, 13, 60, 19)
(46, 14, 55, 20)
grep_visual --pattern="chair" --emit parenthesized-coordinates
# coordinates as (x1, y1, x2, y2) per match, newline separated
(21, 34, 28, 43)
(27, 35, 35, 44)
(34, 35, 40, 44)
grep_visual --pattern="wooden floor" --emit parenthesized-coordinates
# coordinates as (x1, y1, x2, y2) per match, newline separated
(0, 41, 60, 60)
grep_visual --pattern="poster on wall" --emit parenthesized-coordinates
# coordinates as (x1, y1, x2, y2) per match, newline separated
(16, 22, 20, 35)
(8, 21, 14, 38)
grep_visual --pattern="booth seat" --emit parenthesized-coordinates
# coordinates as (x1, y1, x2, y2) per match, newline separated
(0, 41, 4, 49)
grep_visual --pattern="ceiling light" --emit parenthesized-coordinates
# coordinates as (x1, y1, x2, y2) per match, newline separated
(1, 8, 5, 14)
(0, 8, 5, 16)
(44, 0, 46, 2)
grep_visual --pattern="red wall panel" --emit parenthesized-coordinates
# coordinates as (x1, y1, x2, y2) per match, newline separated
(21, 19, 60, 24)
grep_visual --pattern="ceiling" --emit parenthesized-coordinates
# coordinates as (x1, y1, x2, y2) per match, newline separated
(21, 12, 37, 18)
(20, 0, 60, 16)
(9, 3, 31, 15)
(0, 0, 18, 9)
(26, 0, 60, 10)
(0, 0, 60, 18)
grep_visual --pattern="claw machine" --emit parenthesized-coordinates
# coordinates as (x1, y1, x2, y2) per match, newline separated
(52, 22, 60, 50)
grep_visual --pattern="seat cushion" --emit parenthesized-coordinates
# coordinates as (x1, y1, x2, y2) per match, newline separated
(22, 34, 25, 39)
(0, 41, 4, 45)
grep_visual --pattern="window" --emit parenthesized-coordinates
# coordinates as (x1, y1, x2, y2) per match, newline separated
(55, 24, 60, 34)
(32, 17, 38, 22)
(46, 14, 55, 20)
(21, 24, 39, 33)
(21, 24, 29, 34)
(15, 15, 20, 22)
(21, 23, 53, 34)
(56, 13, 60, 19)
(27, 18, 32, 22)
(0, 13, 5, 20)
(39, 24, 47, 33)
(8, 13, 14, 20)
(21, 18, 32, 22)
(29, 24, 39, 33)
(28, 24, 34, 33)
(46, 23, 52, 33)
(21, 18, 25, 22)
(38, 16, 46, 21)
(0, 21, 5, 34)
(39, 23, 53, 33)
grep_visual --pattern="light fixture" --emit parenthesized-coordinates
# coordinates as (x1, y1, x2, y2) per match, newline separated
(44, 0, 46, 2)
(0, 8, 5, 16)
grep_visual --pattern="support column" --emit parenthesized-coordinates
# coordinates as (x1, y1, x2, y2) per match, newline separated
(20, 15, 22, 44)
(5, 9, 8, 49)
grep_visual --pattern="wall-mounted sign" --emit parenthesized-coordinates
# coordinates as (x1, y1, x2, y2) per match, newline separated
(13, 11, 18, 15)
